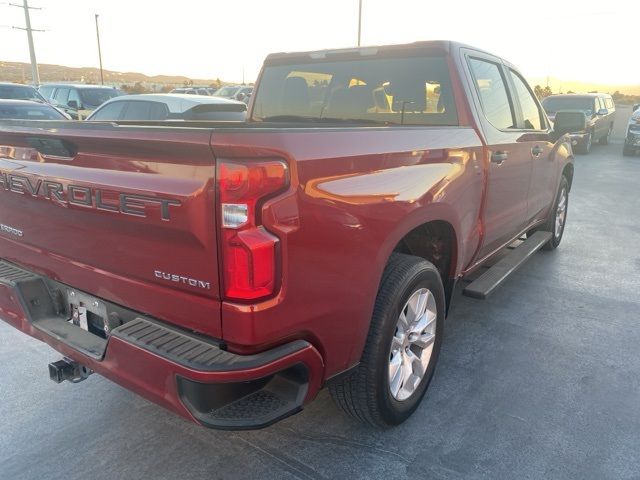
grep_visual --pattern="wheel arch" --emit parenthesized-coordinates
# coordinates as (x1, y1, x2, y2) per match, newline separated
(375, 206, 462, 313)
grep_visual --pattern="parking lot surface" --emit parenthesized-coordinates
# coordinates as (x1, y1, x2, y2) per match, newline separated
(1, 120, 639, 479)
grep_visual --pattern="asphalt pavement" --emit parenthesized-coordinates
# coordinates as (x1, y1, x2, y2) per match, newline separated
(1, 111, 639, 479)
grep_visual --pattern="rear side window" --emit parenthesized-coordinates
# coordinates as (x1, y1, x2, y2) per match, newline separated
(508, 69, 543, 130)
(468, 58, 514, 130)
(121, 101, 169, 120)
(605, 98, 614, 109)
(253, 54, 458, 126)
(89, 101, 126, 121)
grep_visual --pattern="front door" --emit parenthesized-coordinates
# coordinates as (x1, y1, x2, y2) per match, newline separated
(465, 55, 533, 258)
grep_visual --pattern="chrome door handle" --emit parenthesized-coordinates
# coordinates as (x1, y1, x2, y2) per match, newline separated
(491, 151, 508, 164)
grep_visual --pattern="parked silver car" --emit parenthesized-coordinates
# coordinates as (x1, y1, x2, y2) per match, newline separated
(86, 93, 246, 121)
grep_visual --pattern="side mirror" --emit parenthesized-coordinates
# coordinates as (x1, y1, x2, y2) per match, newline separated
(633, 104, 640, 113)
(236, 92, 246, 101)
(67, 100, 79, 110)
(553, 111, 587, 136)
(597, 108, 608, 116)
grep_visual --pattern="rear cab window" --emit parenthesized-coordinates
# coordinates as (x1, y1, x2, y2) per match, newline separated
(252, 53, 458, 126)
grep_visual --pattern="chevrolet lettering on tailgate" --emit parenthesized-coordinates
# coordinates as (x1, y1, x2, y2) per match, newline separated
(0, 170, 181, 221)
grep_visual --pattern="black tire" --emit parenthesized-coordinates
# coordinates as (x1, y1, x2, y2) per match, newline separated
(575, 132, 592, 154)
(623, 144, 635, 156)
(542, 175, 569, 251)
(599, 125, 612, 145)
(329, 253, 445, 427)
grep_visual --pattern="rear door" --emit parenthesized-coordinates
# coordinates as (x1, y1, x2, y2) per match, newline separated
(463, 53, 533, 258)
(0, 122, 222, 337)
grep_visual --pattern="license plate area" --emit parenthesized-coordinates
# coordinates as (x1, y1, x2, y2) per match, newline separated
(66, 288, 113, 338)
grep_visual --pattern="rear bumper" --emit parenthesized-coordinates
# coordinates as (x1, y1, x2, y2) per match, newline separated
(568, 131, 590, 145)
(0, 260, 324, 430)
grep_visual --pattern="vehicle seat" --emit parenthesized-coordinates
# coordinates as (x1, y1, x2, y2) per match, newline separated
(436, 83, 455, 114)
(326, 85, 374, 118)
(282, 76, 309, 116)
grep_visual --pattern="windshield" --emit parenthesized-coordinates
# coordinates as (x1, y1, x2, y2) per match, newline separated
(0, 85, 44, 102)
(252, 54, 458, 126)
(216, 87, 239, 97)
(0, 103, 65, 120)
(542, 97, 596, 115)
(79, 88, 120, 108)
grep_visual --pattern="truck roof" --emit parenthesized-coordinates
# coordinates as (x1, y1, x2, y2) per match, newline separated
(264, 40, 493, 63)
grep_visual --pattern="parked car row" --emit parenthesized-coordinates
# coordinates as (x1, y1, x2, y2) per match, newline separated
(37, 83, 122, 119)
(0, 81, 248, 122)
(2, 82, 638, 157)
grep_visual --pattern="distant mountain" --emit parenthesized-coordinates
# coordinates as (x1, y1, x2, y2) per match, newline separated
(0, 61, 222, 87)
(528, 77, 640, 96)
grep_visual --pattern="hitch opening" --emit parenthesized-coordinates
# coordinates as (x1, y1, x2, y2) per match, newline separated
(48, 358, 93, 384)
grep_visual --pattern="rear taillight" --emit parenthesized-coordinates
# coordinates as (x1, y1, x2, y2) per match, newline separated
(218, 159, 288, 301)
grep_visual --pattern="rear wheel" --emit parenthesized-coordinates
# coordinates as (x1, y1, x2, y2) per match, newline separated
(329, 253, 445, 427)
(542, 175, 569, 250)
(575, 132, 592, 154)
(599, 125, 612, 145)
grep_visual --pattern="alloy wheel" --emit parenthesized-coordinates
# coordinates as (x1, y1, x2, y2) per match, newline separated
(388, 288, 437, 401)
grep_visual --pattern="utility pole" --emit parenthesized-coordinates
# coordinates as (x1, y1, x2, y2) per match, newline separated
(95, 14, 104, 85)
(357, 0, 362, 46)
(7, 0, 43, 85)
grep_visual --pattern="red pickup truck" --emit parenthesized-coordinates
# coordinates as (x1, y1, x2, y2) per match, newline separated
(0, 41, 577, 429)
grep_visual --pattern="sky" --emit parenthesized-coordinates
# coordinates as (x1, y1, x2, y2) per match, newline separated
(0, 0, 636, 86)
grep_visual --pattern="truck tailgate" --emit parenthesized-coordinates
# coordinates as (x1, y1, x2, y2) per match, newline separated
(0, 122, 222, 338)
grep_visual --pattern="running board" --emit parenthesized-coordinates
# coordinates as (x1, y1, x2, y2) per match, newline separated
(463, 231, 553, 300)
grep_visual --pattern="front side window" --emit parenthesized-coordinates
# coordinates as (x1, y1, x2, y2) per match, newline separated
(468, 58, 514, 130)
(252, 54, 458, 126)
(54, 88, 70, 105)
(39, 85, 55, 100)
(509, 69, 543, 130)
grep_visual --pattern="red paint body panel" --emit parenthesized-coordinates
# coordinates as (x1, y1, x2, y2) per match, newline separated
(0, 41, 573, 426)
